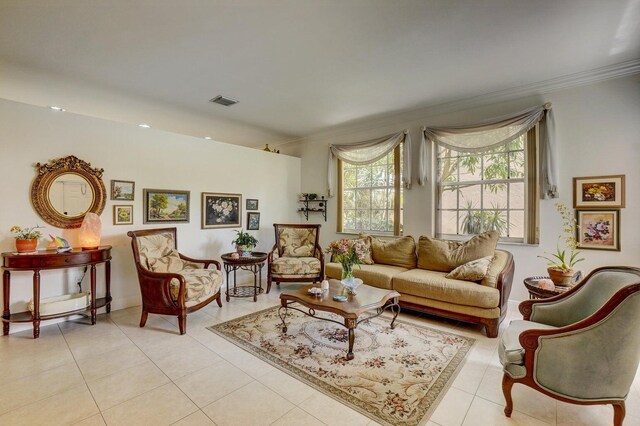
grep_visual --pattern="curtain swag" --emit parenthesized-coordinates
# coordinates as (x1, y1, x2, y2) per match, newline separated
(420, 105, 558, 199)
(327, 130, 413, 197)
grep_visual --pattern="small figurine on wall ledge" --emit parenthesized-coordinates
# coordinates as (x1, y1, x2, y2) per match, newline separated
(263, 144, 280, 154)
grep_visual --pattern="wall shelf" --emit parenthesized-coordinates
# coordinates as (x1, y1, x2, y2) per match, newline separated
(297, 197, 327, 222)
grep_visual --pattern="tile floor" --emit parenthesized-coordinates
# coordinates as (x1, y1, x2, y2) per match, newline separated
(1, 284, 639, 426)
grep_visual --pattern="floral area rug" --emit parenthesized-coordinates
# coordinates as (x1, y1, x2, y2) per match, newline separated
(208, 306, 475, 426)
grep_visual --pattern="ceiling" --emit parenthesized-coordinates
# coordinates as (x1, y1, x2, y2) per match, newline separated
(1, 0, 639, 145)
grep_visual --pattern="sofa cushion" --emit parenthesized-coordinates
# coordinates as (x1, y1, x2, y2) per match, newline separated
(446, 256, 493, 281)
(136, 231, 176, 269)
(418, 231, 499, 272)
(278, 227, 316, 257)
(367, 235, 417, 269)
(271, 256, 321, 277)
(325, 262, 407, 290)
(170, 269, 223, 307)
(393, 268, 500, 309)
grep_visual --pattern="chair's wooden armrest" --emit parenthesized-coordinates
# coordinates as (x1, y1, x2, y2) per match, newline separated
(314, 244, 325, 262)
(178, 253, 221, 270)
(268, 244, 278, 262)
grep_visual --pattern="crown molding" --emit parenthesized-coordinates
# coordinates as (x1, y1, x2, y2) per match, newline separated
(275, 59, 640, 147)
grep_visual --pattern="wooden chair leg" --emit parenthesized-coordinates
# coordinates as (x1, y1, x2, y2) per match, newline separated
(139, 310, 148, 328)
(502, 374, 515, 417)
(178, 314, 186, 335)
(266, 276, 272, 294)
(216, 292, 223, 307)
(483, 318, 499, 338)
(613, 401, 625, 426)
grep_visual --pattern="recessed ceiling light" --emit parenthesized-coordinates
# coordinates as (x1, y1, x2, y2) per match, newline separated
(209, 95, 239, 107)
(49, 106, 66, 112)
(204, 136, 212, 140)
(138, 123, 150, 128)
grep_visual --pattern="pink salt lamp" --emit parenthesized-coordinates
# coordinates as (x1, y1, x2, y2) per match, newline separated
(79, 213, 102, 250)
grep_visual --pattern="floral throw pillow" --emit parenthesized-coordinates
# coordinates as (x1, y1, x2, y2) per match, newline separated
(351, 237, 374, 264)
(445, 256, 493, 282)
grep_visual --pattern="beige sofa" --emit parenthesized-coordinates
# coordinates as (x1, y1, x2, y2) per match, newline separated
(325, 233, 514, 337)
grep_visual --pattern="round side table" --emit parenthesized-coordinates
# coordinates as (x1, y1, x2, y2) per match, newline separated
(523, 276, 571, 299)
(221, 252, 268, 302)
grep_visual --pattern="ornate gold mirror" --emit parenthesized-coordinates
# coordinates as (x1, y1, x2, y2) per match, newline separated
(31, 155, 106, 228)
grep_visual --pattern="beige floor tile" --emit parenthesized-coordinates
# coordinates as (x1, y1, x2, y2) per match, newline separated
(451, 358, 488, 395)
(143, 339, 223, 380)
(271, 407, 325, 426)
(215, 344, 275, 379)
(556, 400, 617, 426)
(174, 360, 253, 407)
(0, 385, 99, 426)
(430, 387, 475, 426)
(102, 383, 198, 426)
(257, 369, 318, 405)
(202, 381, 294, 426)
(77, 344, 149, 382)
(73, 413, 107, 425)
(0, 361, 85, 414)
(462, 397, 553, 426)
(87, 360, 170, 410)
(0, 341, 75, 384)
(65, 328, 133, 360)
(476, 366, 557, 424)
(299, 392, 370, 426)
(171, 410, 216, 425)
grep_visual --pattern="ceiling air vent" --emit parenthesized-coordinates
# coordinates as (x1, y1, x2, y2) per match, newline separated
(209, 95, 239, 107)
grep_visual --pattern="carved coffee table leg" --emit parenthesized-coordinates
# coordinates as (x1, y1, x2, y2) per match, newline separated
(278, 302, 288, 333)
(345, 318, 356, 360)
(389, 297, 400, 329)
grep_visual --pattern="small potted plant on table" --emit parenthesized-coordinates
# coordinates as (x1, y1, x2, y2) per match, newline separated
(10, 225, 43, 253)
(232, 229, 258, 257)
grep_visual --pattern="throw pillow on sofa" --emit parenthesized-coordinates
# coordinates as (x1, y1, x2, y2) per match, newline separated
(351, 236, 374, 265)
(446, 256, 494, 281)
(418, 231, 499, 272)
(362, 234, 417, 269)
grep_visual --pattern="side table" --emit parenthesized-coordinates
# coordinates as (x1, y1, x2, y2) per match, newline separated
(523, 276, 572, 299)
(221, 252, 268, 302)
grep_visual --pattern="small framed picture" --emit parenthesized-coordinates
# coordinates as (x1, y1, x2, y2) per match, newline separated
(111, 180, 135, 200)
(573, 175, 625, 208)
(576, 209, 620, 251)
(113, 205, 133, 225)
(143, 189, 190, 224)
(247, 212, 260, 230)
(202, 192, 242, 229)
(246, 199, 259, 210)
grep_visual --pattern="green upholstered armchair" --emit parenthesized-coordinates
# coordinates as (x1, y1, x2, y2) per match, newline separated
(499, 266, 640, 426)
(267, 224, 324, 293)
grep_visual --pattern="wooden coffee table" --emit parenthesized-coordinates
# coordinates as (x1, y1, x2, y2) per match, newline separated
(278, 279, 400, 360)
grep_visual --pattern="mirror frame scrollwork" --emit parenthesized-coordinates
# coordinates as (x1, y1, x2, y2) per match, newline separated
(31, 155, 107, 228)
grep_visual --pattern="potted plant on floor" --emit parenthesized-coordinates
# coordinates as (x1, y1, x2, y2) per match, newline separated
(232, 229, 258, 257)
(538, 203, 584, 286)
(10, 225, 43, 253)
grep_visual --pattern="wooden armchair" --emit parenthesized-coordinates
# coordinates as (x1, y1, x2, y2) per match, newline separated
(267, 224, 324, 293)
(127, 228, 223, 334)
(499, 266, 640, 426)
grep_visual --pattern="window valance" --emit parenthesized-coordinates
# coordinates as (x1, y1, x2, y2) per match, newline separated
(420, 105, 558, 198)
(328, 130, 412, 197)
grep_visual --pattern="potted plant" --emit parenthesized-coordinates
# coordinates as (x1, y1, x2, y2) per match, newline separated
(538, 203, 584, 286)
(326, 239, 368, 294)
(232, 229, 258, 256)
(10, 225, 43, 253)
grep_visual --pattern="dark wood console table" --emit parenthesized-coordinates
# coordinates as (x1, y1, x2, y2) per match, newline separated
(2, 246, 112, 338)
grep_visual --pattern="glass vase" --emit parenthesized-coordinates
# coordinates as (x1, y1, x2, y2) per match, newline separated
(341, 262, 354, 280)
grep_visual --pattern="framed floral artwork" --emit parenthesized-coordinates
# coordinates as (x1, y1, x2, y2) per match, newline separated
(573, 175, 625, 208)
(143, 189, 190, 223)
(202, 192, 241, 229)
(246, 199, 259, 210)
(113, 205, 133, 225)
(110, 180, 135, 200)
(576, 209, 620, 251)
(247, 212, 260, 230)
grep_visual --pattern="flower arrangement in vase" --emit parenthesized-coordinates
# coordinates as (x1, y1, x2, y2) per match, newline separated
(326, 239, 368, 294)
(538, 203, 584, 286)
(232, 229, 258, 257)
(10, 225, 43, 253)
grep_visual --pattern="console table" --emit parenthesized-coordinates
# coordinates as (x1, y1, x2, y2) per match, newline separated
(2, 246, 112, 338)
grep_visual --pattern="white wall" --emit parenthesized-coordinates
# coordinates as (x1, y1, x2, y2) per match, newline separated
(0, 99, 301, 333)
(281, 75, 640, 301)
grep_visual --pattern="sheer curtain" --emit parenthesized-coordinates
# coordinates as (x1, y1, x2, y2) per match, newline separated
(419, 105, 557, 198)
(327, 130, 412, 197)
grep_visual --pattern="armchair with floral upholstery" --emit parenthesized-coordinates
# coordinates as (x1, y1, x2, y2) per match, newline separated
(127, 227, 223, 335)
(499, 266, 640, 426)
(267, 224, 324, 293)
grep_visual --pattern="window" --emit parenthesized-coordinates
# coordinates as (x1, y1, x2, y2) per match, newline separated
(436, 128, 538, 243)
(338, 145, 403, 235)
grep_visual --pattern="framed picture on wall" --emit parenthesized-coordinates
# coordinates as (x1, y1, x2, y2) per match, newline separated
(246, 199, 259, 210)
(247, 212, 260, 230)
(143, 189, 190, 223)
(111, 180, 135, 200)
(573, 175, 625, 208)
(576, 209, 620, 251)
(202, 192, 242, 229)
(113, 205, 133, 225)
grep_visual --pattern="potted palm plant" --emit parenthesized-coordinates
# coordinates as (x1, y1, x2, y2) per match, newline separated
(10, 225, 43, 253)
(232, 229, 258, 257)
(538, 203, 584, 286)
